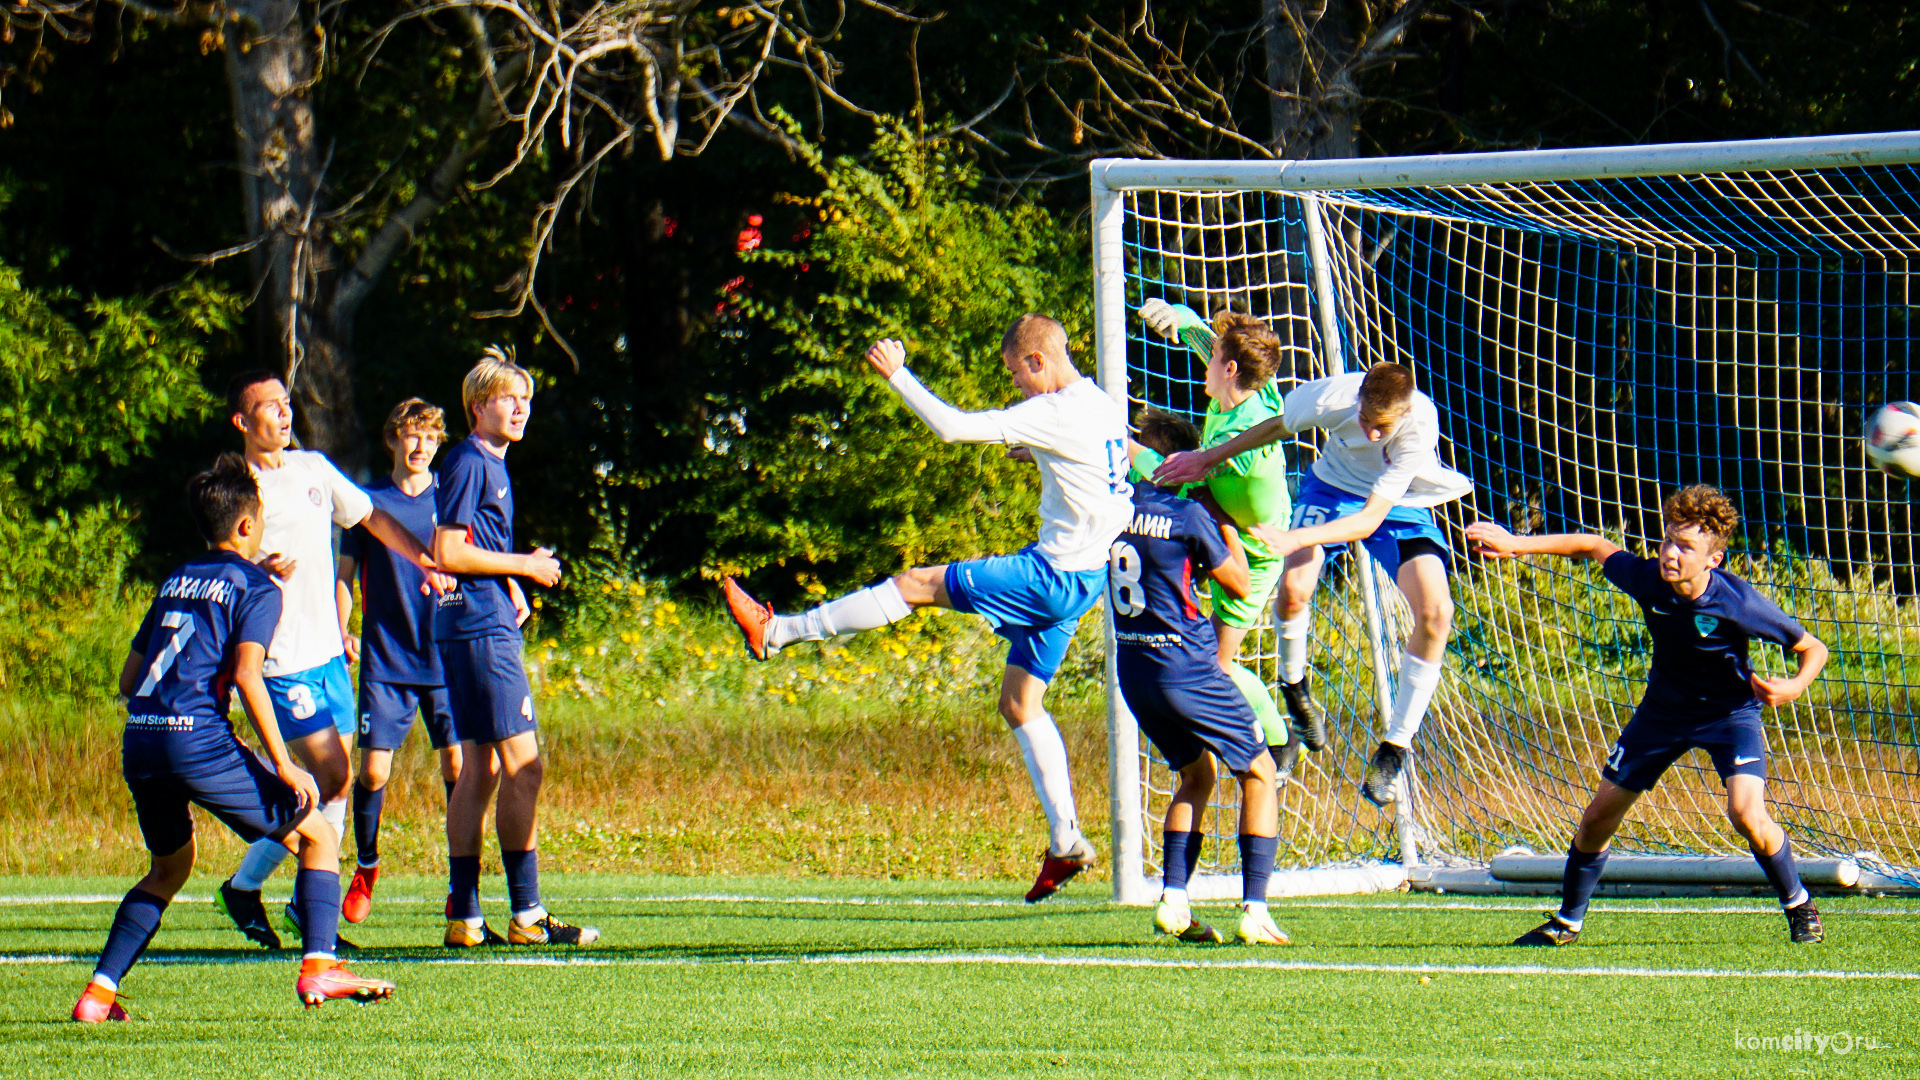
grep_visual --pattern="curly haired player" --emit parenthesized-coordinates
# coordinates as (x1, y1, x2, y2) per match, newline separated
(1467, 485, 1830, 946)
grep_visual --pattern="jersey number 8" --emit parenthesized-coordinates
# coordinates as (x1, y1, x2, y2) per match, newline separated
(1109, 540, 1145, 616)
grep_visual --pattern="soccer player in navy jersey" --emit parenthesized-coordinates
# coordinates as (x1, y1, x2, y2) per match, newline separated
(1467, 485, 1830, 946)
(1117, 411, 1290, 946)
(432, 347, 597, 947)
(334, 399, 467, 926)
(73, 454, 393, 1023)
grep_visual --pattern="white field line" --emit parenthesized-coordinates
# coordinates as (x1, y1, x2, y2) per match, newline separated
(3, 949, 1918, 982)
(3, 893, 1917, 916)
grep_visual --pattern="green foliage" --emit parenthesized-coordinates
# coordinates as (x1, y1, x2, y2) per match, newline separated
(0, 254, 236, 676)
(643, 118, 1094, 597)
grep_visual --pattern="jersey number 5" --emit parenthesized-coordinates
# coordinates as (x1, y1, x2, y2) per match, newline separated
(1109, 540, 1145, 616)
(136, 612, 198, 697)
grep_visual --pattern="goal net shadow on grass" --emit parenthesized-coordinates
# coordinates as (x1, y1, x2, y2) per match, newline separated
(1096, 136, 1920, 898)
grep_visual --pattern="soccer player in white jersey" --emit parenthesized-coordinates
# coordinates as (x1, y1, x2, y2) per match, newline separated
(724, 314, 1133, 902)
(1155, 362, 1472, 806)
(214, 371, 448, 948)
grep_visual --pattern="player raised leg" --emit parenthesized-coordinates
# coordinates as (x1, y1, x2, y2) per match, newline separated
(727, 317, 1132, 901)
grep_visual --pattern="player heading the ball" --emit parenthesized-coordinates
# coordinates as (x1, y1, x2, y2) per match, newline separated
(1155, 361, 1472, 808)
(725, 314, 1132, 903)
(1468, 486, 1829, 947)
(75, 454, 393, 1023)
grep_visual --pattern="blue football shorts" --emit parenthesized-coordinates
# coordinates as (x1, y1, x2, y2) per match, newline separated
(266, 656, 357, 741)
(1601, 701, 1769, 793)
(1117, 659, 1269, 775)
(439, 631, 538, 745)
(1292, 472, 1450, 580)
(123, 724, 306, 855)
(357, 681, 455, 752)
(943, 545, 1105, 683)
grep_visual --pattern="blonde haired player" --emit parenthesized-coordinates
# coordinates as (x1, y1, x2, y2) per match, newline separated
(725, 314, 1132, 902)
(432, 347, 597, 946)
(1155, 361, 1472, 806)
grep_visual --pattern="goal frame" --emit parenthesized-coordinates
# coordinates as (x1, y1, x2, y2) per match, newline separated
(1090, 131, 1920, 905)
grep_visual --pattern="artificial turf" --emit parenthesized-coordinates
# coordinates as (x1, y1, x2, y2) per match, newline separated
(3, 874, 1915, 1079)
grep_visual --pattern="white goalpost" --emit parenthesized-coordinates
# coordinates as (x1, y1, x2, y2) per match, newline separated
(1092, 131, 1920, 905)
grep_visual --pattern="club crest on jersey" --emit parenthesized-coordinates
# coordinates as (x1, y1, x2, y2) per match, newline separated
(307, 486, 323, 506)
(1694, 614, 1720, 637)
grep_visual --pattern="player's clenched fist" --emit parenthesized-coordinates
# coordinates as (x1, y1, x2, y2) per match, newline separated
(521, 546, 562, 588)
(866, 339, 907, 379)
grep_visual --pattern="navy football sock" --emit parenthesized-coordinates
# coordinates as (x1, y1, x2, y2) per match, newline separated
(94, 888, 169, 985)
(1161, 831, 1197, 893)
(352, 783, 386, 867)
(502, 849, 541, 915)
(1752, 836, 1810, 908)
(1557, 843, 1609, 928)
(1238, 834, 1278, 904)
(448, 855, 483, 921)
(294, 868, 341, 957)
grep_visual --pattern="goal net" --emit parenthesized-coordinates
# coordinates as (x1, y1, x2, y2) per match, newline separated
(1090, 134, 1920, 903)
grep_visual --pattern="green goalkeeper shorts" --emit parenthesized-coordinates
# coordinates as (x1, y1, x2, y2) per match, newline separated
(1209, 546, 1286, 630)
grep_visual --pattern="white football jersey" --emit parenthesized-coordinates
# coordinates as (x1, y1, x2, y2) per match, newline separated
(889, 370, 1133, 573)
(1283, 373, 1473, 507)
(251, 450, 373, 677)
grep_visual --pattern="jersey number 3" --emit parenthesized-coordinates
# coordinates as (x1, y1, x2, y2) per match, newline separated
(1109, 541, 1145, 616)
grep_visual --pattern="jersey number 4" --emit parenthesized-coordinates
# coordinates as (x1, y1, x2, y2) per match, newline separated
(136, 612, 198, 697)
(1109, 540, 1145, 616)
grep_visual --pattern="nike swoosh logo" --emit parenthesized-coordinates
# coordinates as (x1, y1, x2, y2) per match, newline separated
(1732, 755, 1761, 766)
(496, 487, 508, 498)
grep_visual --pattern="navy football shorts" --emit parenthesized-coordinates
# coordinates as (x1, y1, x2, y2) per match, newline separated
(123, 729, 306, 855)
(1601, 701, 1768, 793)
(1293, 473, 1451, 580)
(1117, 662, 1270, 775)
(439, 631, 538, 745)
(943, 545, 1105, 683)
(357, 680, 455, 752)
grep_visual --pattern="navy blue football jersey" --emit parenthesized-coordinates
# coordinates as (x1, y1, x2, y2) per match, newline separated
(1602, 551, 1807, 710)
(127, 550, 283, 724)
(433, 436, 519, 641)
(342, 475, 444, 685)
(1109, 485, 1233, 676)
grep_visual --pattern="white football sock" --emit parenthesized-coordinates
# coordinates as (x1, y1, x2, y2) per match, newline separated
(1160, 887, 1189, 908)
(1278, 611, 1310, 684)
(768, 580, 912, 649)
(302, 950, 336, 962)
(90, 973, 118, 992)
(1381, 653, 1443, 747)
(231, 837, 293, 891)
(1243, 900, 1270, 919)
(464, 915, 486, 929)
(512, 904, 549, 927)
(321, 798, 347, 842)
(1012, 713, 1081, 856)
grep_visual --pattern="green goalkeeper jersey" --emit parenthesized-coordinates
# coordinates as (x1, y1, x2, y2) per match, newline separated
(1161, 304, 1293, 556)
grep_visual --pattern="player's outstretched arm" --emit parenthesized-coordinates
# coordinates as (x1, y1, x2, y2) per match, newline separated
(1465, 522, 1622, 564)
(1138, 299, 1214, 364)
(867, 338, 1006, 445)
(118, 650, 145, 699)
(432, 526, 563, 588)
(1153, 416, 1292, 487)
(361, 507, 455, 594)
(1752, 633, 1828, 707)
(232, 640, 320, 807)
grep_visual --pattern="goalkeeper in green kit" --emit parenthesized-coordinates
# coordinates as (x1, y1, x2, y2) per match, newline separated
(1133, 299, 1319, 770)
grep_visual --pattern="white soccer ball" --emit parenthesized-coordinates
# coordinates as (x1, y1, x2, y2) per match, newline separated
(1866, 403, 1920, 478)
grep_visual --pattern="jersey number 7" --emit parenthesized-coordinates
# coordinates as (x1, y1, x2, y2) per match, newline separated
(136, 612, 198, 697)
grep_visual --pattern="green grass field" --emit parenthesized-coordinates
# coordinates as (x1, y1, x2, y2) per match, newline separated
(4, 874, 1916, 1079)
